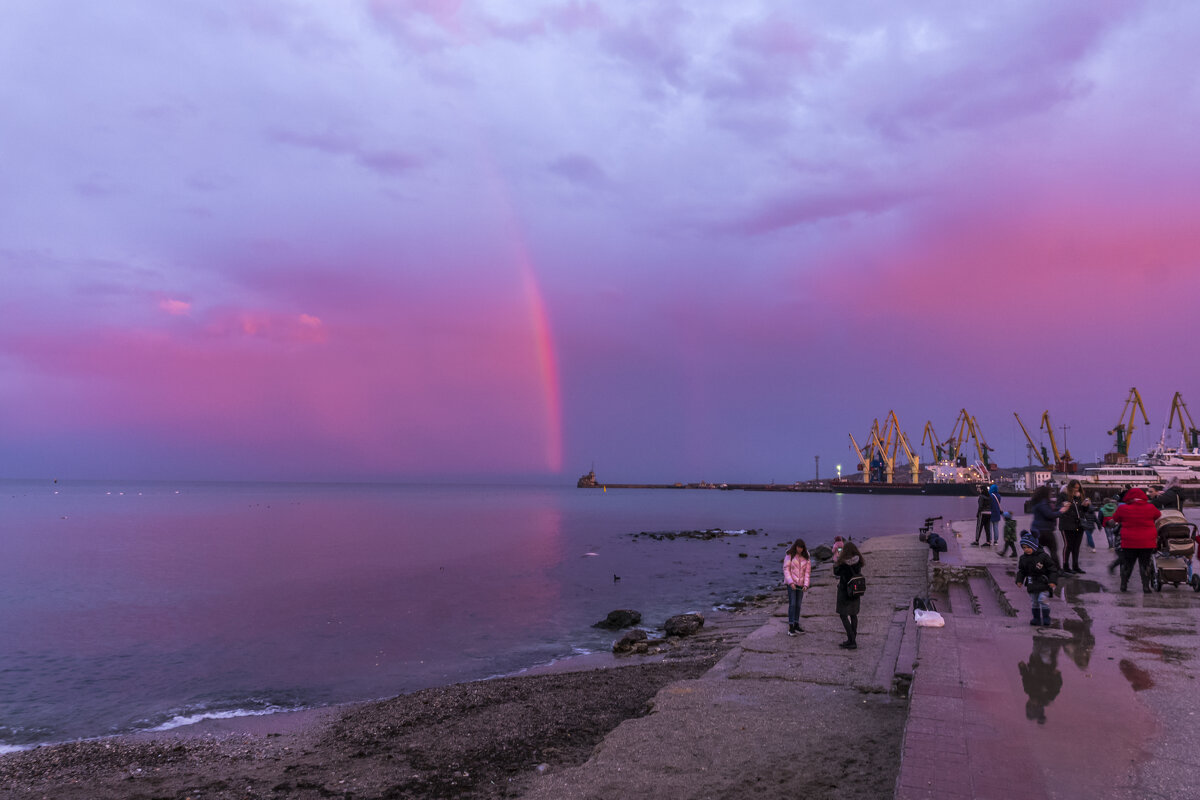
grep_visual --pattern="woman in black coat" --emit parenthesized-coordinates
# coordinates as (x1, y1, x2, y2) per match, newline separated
(1058, 479, 1089, 573)
(1029, 485, 1068, 568)
(833, 541, 865, 650)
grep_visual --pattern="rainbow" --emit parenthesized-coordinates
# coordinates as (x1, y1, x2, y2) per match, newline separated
(515, 247, 564, 473)
(474, 140, 564, 474)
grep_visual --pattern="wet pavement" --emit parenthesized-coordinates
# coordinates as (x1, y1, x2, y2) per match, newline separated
(897, 515, 1200, 800)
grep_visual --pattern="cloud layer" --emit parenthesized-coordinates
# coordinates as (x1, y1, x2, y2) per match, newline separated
(2, 0, 1199, 481)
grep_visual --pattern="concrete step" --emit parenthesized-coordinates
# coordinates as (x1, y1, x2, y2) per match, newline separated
(946, 581, 975, 614)
(967, 574, 1008, 617)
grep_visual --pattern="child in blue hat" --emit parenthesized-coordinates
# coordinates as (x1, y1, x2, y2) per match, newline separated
(1016, 533, 1059, 626)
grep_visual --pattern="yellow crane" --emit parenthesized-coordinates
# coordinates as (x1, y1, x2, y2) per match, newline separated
(870, 410, 921, 483)
(968, 415, 996, 473)
(1014, 412, 1051, 469)
(1166, 391, 1200, 451)
(1040, 410, 1075, 472)
(1107, 387, 1149, 463)
(946, 409, 973, 462)
(896, 426, 922, 483)
(848, 431, 874, 483)
(922, 421, 946, 463)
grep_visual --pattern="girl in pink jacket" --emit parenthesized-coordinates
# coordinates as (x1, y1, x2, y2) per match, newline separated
(784, 539, 812, 636)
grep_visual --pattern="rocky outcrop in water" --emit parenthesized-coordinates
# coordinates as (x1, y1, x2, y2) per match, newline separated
(593, 610, 642, 630)
(631, 528, 760, 541)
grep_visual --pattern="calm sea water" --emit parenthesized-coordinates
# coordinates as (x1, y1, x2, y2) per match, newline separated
(0, 480, 975, 749)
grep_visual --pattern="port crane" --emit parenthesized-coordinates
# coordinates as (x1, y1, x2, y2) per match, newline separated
(968, 415, 997, 473)
(1014, 412, 1051, 469)
(848, 429, 877, 484)
(946, 409, 972, 463)
(921, 421, 946, 463)
(943, 409, 992, 477)
(1106, 387, 1149, 463)
(1165, 391, 1200, 451)
(869, 410, 921, 484)
(1040, 410, 1075, 472)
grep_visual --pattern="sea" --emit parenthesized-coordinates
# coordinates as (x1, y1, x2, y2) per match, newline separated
(0, 480, 977, 751)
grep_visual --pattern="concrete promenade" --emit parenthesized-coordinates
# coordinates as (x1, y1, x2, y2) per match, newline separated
(522, 534, 929, 799)
(897, 513, 1200, 800)
(524, 511, 1200, 799)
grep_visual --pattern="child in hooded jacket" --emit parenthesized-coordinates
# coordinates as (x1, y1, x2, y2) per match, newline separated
(1016, 534, 1060, 626)
(999, 512, 1018, 557)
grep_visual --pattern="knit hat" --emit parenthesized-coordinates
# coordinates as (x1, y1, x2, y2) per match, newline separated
(1019, 533, 1040, 551)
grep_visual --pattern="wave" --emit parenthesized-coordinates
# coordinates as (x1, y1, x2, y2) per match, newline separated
(142, 702, 304, 733)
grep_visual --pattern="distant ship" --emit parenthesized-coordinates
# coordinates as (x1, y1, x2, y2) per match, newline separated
(577, 470, 599, 488)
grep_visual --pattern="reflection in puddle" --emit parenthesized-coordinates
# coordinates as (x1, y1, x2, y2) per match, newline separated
(1062, 578, 1107, 602)
(1119, 659, 1154, 691)
(1062, 607, 1096, 670)
(1019, 638, 1063, 724)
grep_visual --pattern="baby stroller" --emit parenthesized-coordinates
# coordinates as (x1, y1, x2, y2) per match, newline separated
(1151, 510, 1200, 592)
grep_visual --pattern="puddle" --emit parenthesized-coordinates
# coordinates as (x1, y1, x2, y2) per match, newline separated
(1062, 578, 1107, 602)
(1111, 623, 1196, 640)
(1130, 641, 1195, 666)
(1119, 659, 1155, 691)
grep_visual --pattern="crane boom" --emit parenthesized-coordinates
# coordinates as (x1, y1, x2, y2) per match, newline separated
(1166, 392, 1200, 451)
(1041, 410, 1075, 472)
(922, 422, 945, 462)
(1014, 412, 1051, 469)
(1107, 387, 1150, 461)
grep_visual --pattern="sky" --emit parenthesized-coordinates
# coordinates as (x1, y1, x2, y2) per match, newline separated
(3, 0, 1200, 483)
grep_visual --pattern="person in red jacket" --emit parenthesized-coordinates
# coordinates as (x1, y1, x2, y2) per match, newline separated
(1112, 488, 1162, 592)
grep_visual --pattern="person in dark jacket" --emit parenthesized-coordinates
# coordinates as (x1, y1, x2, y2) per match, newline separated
(833, 541, 865, 650)
(1029, 485, 1068, 568)
(1016, 533, 1060, 626)
(973, 487, 993, 546)
(1058, 480, 1090, 574)
(1152, 482, 1184, 512)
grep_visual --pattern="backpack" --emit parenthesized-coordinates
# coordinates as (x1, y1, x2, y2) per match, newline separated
(846, 575, 867, 599)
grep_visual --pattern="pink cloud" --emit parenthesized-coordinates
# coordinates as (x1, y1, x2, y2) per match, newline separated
(159, 298, 191, 316)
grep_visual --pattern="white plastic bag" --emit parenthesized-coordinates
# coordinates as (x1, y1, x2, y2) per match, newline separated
(914, 609, 945, 627)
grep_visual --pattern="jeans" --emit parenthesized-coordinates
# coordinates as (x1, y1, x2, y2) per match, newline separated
(1104, 523, 1120, 549)
(1029, 590, 1050, 614)
(1084, 523, 1096, 549)
(787, 585, 805, 627)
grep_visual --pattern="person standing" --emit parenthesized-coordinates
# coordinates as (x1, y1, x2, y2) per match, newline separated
(1059, 480, 1089, 574)
(1029, 484, 1068, 568)
(1016, 533, 1060, 626)
(973, 486, 993, 546)
(987, 483, 1004, 545)
(833, 541, 865, 650)
(783, 539, 811, 636)
(1113, 488, 1161, 592)
(1082, 492, 1101, 553)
